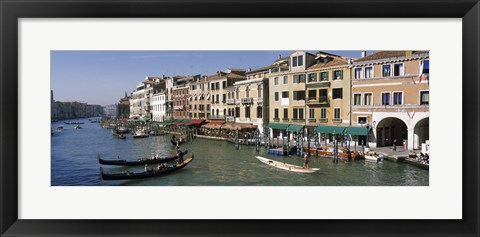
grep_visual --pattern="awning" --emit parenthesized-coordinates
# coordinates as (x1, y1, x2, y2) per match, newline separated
(226, 123, 257, 130)
(171, 122, 185, 126)
(316, 125, 346, 134)
(267, 123, 290, 130)
(189, 119, 205, 126)
(287, 124, 304, 132)
(220, 122, 235, 130)
(345, 127, 371, 136)
(202, 121, 225, 129)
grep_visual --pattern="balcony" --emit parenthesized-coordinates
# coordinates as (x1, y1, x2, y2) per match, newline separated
(174, 105, 184, 111)
(333, 118, 342, 123)
(226, 116, 235, 122)
(282, 118, 289, 122)
(226, 99, 236, 105)
(308, 118, 316, 123)
(241, 97, 254, 104)
(273, 118, 280, 122)
(306, 96, 329, 105)
(319, 118, 328, 123)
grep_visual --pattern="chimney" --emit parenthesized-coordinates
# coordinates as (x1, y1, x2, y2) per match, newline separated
(278, 54, 282, 59)
(361, 51, 367, 58)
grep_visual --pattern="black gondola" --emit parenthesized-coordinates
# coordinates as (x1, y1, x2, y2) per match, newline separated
(100, 155, 194, 180)
(98, 150, 188, 166)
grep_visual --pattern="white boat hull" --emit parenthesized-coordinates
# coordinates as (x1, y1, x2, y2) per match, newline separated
(255, 156, 319, 174)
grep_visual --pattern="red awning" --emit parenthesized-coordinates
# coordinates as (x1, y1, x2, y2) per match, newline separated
(189, 119, 206, 126)
(171, 122, 185, 126)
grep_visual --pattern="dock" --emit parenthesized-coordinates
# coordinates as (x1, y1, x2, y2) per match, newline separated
(268, 148, 290, 156)
(194, 134, 227, 141)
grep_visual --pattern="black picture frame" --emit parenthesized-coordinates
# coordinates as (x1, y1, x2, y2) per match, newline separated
(1, 0, 479, 236)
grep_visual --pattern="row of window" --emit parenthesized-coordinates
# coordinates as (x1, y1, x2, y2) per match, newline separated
(273, 108, 342, 120)
(353, 91, 429, 106)
(274, 88, 343, 101)
(353, 60, 430, 80)
(273, 70, 344, 85)
(226, 107, 263, 118)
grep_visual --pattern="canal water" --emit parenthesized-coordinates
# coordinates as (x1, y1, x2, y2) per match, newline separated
(51, 118, 429, 186)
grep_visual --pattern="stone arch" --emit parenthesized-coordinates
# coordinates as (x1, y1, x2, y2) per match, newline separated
(375, 117, 408, 147)
(413, 117, 429, 149)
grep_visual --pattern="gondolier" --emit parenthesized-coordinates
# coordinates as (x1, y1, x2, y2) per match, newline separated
(303, 154, 309, 168)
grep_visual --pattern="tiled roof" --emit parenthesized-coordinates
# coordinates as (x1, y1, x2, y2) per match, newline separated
(306, 56, 349, 70)
(207, 70, 246, 81)
(246, 65, 275, 74)
(354, 51, 428, 62)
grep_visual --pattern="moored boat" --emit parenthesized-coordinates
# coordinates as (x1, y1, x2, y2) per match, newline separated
(255, 156, 320, 173)
(112, 131, 126, 139)
(100, 155, 194, 180)
(64, 121, 84, 125)
(74, 125, 82, 129)
(133, 130, 149, 138)
(303, 147, 353, 160)
(98, 150, 188, 166)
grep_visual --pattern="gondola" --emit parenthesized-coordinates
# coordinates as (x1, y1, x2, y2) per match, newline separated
(112, 130, 126, 139)
(100, 155, 194, 180)
(98, 150, 188, 166)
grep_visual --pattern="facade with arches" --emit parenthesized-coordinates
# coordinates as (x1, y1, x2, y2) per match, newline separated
(351, 51, 430, 150)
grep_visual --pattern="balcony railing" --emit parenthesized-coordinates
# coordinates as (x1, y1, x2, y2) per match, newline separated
(306, 96, 329, 105)
(226, 116, 235, 122)
(273, 118, 280, 122)
(333, 118, 342, 123)
(319, 118, 328, 123)
(226, 99, 236, 105)
(308, 118, 316, 123)
(241, 97, 254, 104)
(174, 105, 184, 110)
(282, 118, 289, 122)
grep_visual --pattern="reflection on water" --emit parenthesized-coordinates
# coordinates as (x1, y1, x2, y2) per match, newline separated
(51, 119, 429, 186)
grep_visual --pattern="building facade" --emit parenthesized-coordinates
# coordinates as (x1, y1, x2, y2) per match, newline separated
(351, 51, 429, 150)
(188, 75, 210, 120)
(151, 92, 166, 122)
(304, 52, 352, 137)
(208, 69, 246, 121)
(268, 51, 316, 137)
(230, 66, 270, 132)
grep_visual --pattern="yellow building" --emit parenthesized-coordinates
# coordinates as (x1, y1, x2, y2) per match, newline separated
(304, 52, 352, 135)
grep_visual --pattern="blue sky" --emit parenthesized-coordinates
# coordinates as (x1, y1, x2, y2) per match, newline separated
(51, 50, 372, 106)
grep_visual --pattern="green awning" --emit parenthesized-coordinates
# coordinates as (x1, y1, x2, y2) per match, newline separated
(267, 123, 290, 130)
(316, 125, 346, 134)
(287, 124, 304, 132)
(345, 127, 371, 136)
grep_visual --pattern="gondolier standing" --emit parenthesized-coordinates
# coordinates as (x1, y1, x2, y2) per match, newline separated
(303, 153, 309, 168)
(177, 149, 184, 164)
